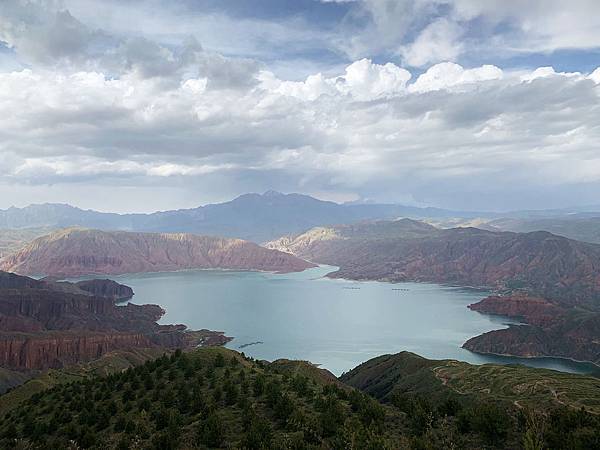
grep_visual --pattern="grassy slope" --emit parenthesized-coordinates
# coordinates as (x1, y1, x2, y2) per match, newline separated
(0, 348, 169, 417)
(341, 351, 600, 414)
(2, 349, 599, 449)
(0, 347, 405, 449)
(436, 361, 600, 413)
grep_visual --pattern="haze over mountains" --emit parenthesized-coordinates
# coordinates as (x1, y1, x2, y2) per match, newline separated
(0, 191, 475, 243)
(3, 191, 600, 244)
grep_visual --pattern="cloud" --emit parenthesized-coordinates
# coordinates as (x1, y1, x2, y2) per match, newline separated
(330, 0, 600, 66)
(399, 19, 464, 67)
(589, 68, 600, 84)
(1, 55, 600, 210)
(0, 0, 261, 88)
(0, 2, 108, 67)
(2, 1, 600, 211)
(409, 62, 503, 92)
(449, 0, 600, 52)
(260, 58, 411, 101)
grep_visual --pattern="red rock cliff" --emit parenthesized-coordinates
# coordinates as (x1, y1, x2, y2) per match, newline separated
(0, 271, 232, 370)
(468, 295, 566, 327)
(0, 332, 154, 370)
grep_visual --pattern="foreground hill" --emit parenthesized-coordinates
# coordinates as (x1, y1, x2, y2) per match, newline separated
(0, 228, 315, 277)
(1, 348, 598, 449)
(341, 351, 600, 414)
(268, 220, 600, 365)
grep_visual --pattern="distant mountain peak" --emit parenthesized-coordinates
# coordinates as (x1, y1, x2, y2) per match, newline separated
(262, 189, 285, 197)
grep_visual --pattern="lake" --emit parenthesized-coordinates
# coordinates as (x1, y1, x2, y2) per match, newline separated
(113, 266, 600, 376)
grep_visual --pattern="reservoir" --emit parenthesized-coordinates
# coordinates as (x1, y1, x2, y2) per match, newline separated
(113, 265, 600, 376)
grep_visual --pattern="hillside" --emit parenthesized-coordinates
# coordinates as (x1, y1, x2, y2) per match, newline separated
(0, 228, 315, 277)
(341, 351, 600, 414)
(1, 348, 598, 449)
(0, 228, 56, 259)
(268, 220, 600, 308)
(488, 216, 600, 244)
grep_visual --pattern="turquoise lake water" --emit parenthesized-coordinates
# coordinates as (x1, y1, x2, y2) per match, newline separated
(113, 266, 600, 376)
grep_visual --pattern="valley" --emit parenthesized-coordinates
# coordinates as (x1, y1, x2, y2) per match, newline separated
(4, 1, 600, 446)
(112, 266, 600, 376)
(1, 194, 600, 448)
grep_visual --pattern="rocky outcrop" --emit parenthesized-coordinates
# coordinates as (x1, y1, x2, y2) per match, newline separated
(73, 279, 134, 301)
(0, 328, 234, 371)
(0, 332, 153, 370)
(464, 294, 600, 365)
(463, 312, 600, 366)
(0, 271, 232, 370)
(0, 289, 161, 332)
(0, 271, 44, 289)
(0, 228, 315, 277)
(468, 295, 566, 327)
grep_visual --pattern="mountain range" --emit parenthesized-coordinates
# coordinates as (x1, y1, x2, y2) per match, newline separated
(1, 213, 600, 365)
(0, 192, 470, 243)
(3, 191, 600, 245)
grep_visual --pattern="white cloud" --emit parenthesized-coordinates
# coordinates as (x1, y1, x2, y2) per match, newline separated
(259, 59, 411, 101)
(333, 0, 600, 66)
(342, 59, 412, 99)
(2, 1, 600, 210)
(589, 68, 600, 84)
(409, 62, 503, 93)
(399, 19, 464, 67)
(1, 59, 600, 210)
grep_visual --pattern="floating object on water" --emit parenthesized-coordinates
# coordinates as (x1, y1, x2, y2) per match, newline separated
(239, 341, 264, 349)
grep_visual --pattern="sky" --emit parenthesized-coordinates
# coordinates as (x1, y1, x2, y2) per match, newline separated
(1, 0, 600, 213)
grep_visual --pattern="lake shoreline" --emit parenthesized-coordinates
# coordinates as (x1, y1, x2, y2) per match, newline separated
(319, 268, 600, 372)
(113, 266, 599, 376)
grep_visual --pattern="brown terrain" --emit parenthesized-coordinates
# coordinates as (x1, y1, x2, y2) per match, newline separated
(468, 295, 565, 327)
(0, 228, 315, 277)
(0, 270, 231, 391)
(268, 219, 600, 365)
(464, 294, 600, 365)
